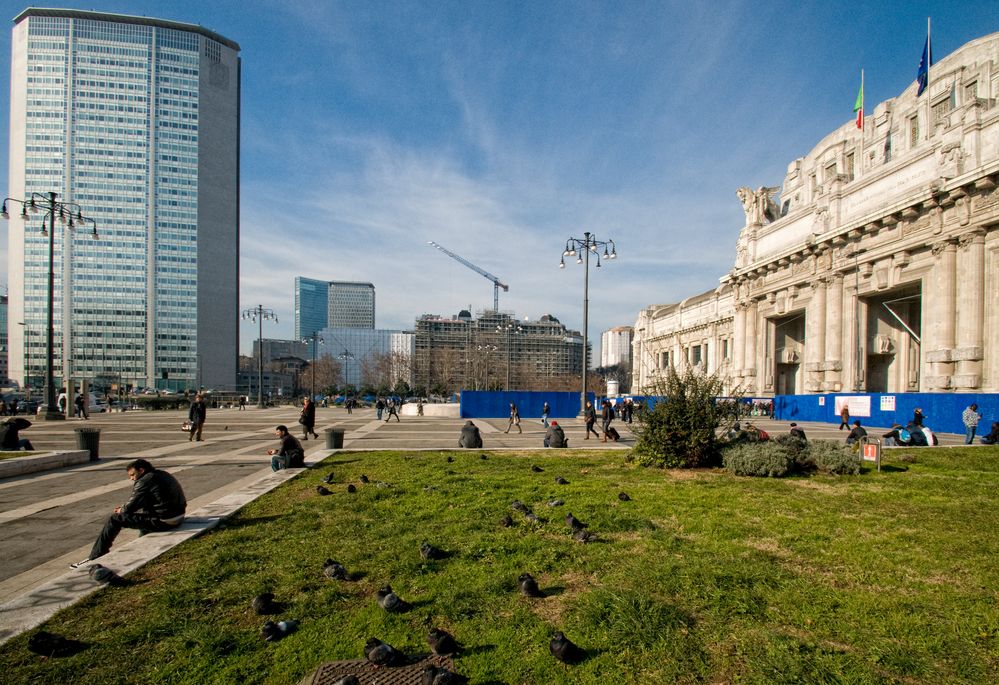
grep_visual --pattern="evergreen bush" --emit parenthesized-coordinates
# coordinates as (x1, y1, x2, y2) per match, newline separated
(808, 441, 860, 475)
(632, 367, 737, 468)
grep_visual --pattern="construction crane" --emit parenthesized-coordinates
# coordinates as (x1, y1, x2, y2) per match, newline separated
(428, 241, 509, 311)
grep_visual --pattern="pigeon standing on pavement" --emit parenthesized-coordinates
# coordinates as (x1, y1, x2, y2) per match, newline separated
(331, 676, 361, 685)
(376, 585, 412, 612)
(364, 636, 405, 666)
(88, 564, 126, 586)
(549, 631, 585, 664)
(421, 664, 469, 684)
(322, 559, 349, 580)
(518, 573, 546, 598)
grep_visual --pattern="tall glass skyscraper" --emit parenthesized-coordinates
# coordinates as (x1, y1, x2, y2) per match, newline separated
(6, 9, 240, 391)
(295, 277, 329, 340)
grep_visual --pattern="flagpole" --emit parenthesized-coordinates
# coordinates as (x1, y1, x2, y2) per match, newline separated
(925, 17, 931, 141)
(861, 69, 865, 133)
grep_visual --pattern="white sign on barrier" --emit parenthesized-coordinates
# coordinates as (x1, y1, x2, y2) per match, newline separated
(880, 395, 896, 412)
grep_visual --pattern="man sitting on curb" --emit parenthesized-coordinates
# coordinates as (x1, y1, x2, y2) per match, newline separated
(458, 420, 483, 448)
(544, 420, 568, 448)
(268, 424, 305, 471)
(72, 458, 186, 568)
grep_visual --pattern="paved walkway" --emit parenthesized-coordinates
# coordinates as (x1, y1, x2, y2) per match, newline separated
(0, 405, 966, 643)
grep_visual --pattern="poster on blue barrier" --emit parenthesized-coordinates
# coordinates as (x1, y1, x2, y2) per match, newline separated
(834, 395, 871, 417)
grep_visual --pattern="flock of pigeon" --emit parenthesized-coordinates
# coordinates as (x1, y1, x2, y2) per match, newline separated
(28, 455, 632, 682)
(265, 458, 633, 681)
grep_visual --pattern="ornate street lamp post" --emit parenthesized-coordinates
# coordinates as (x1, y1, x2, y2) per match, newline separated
(303, 332, 324, 399)
(3, 192, 98, 420)
(337, 349, 354, 392)
(560, 231, 617, 414)
(241, 305, 277, 408)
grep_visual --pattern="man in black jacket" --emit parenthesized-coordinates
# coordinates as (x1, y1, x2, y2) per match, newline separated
(72, 459, 186, 567)
(269, 425, 305, 470)
(188, 394, 207, 442)
(458, 420, 483, 448)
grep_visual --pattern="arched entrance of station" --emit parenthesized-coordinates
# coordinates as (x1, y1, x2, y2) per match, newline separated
(862, 284, 921, 393)
(770, 311, 805, 395)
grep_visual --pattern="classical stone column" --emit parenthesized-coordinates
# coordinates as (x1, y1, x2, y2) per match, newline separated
(732, 303, 746, 385)
(926, 240, 957, 389)
(953, 230, 985, 388)
(824, 274, 844, 391)
(805, 279, 826, 392)
(744, 299, 758, 394)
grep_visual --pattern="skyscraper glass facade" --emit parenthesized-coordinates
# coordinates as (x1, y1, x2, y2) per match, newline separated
(328, 281, 375, 329)
(8, 10, 240, 391)
(295, 277, 329, 339)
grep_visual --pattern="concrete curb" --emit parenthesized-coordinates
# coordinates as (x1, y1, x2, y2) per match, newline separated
(0, 450, 91, 479)
(0, 448, 333, 645)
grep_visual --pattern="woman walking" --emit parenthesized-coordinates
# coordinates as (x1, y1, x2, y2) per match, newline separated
(300, 396, 318, 440)
(504, 402, 522, 434)
(584, 401, 600, 439)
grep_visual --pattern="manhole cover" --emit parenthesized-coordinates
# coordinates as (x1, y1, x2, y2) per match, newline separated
(300, 655, 455, 685)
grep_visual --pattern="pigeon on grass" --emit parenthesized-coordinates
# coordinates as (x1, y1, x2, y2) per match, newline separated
(549, 631, 585, 664)
(316, 485, 332, 496)
(565, 513, 587, 532)
(618, 492, 631, 501)
(364, 637, 406, 666)
(421, 664, 469, 684)
(427, 627, 461, 659)
(27, 631, 86, 658)
(420, 542, 450, 560)
(554, 476, 569, 485)
(322, 559, 349, 580)
(251, 592, 281, 615)
(518, 573, 546, 598)
(261, 619, 298, 642)
(376, 585, 412, 612)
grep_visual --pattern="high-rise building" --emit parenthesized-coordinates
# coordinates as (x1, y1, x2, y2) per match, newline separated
(295, 277, 329, 339)
(6, 9, 240, 392)
(601, 326, 633, 368)
(328, 281, 375, 329)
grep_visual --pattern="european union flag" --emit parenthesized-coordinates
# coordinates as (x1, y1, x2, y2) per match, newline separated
(916, 36, 930, 96)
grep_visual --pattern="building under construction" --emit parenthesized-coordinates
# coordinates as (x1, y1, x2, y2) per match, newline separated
(414, 310, 585, 394)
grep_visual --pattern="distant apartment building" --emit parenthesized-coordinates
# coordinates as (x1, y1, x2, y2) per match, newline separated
(601, 326, 633, 368)
(252, 338, 308, 365)
(6, 9, 240, 392)
(328, 281, 375, 329)
(414, 310, 585, 393)
(319, 327, 412, 388)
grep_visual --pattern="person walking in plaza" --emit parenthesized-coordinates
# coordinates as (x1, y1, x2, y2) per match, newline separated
(300, 396, 319, 440)
(417, 399, 424, 416)
(541, 401, 550, 427)
(962, 403, 982, 444)
(838, 404, 850, 430)
(72, 459, 186, 567)
(345, 397, 354, 414)
(583, 400, 600, 439)
(188, 393, 207, 442)
(504, 402, 522, 433)
(268, 425, 305, 471)
(385, 398, 400, 422)
(74, 393, 86, 419)
(375, 397, 385, 420)
(601, 400, 615, 442)
(238, 395, 246, 411)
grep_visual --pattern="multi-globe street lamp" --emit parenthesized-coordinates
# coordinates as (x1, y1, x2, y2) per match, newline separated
(241, 305, 278, 408)
(302, 332, 324, 400)
(560, 231, 617, 414)
(336, 349, 355, 393)
(2, 192, 98, 420)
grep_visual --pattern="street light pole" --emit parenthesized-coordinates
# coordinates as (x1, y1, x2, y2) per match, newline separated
(3, 192, 98, 420)
(337, 349, 354, 392)
(560, 231, 617, 414)
(241, 305, 277, 408)
(303, 332, 324, 399)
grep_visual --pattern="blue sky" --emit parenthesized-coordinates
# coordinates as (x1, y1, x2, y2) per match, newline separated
(0, 1, 996, 357)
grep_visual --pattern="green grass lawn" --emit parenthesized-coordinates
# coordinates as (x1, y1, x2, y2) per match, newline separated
(3, 447, 998, 684)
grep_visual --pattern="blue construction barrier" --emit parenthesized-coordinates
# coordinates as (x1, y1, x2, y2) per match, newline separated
(772, 392, 997, 435)
(460, 391, 593, 419)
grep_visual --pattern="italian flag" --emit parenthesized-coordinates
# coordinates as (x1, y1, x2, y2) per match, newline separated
(854, 71, 864, 130)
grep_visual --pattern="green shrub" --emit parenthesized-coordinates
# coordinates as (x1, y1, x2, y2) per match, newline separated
(632, 366, 736, 468)
(808, 440, 860, 475)
(722, 441, 794, 477)
(772, 432, 812, 471)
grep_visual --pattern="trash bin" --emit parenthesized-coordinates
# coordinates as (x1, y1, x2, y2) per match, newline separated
(325, 427, 345, 449)
(75, 427, 101, 461)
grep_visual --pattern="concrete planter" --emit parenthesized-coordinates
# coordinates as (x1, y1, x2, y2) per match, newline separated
(0, 450, 91, 479)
